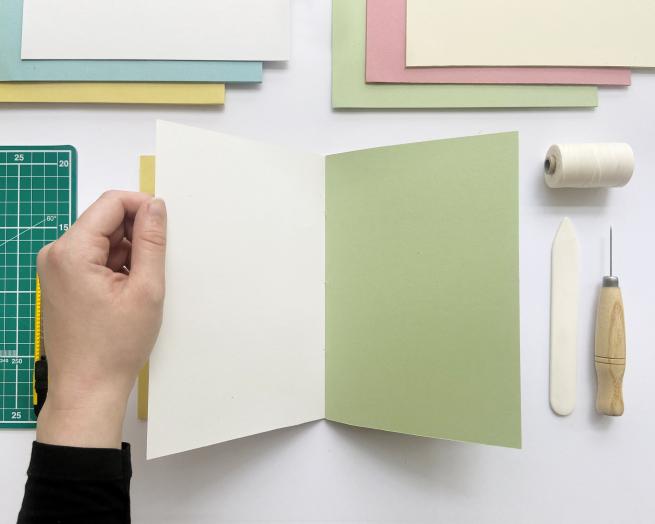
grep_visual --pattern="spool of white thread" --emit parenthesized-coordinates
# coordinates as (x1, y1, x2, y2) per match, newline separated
(544, 143, 634, 188)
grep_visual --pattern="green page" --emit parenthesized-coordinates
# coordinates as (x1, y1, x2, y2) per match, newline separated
(332, 0, 598, 109)
(325, 132, 521, 448)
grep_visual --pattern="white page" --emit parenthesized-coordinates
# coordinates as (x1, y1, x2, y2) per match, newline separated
(147, 121, 325, 459)
(406, 0, 655, 68)
(21, 0, 289, 61)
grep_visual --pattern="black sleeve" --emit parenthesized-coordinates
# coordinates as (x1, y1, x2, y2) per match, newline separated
(17, 441, 132, 524)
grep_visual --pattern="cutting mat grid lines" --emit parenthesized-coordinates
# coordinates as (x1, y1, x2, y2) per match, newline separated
(0, 147, 76, 428)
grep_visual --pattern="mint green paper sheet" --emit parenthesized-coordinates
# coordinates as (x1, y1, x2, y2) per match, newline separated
(332, 0, 597, 109)
(325, 132, 522, 448)
(0, 0, 261, 82)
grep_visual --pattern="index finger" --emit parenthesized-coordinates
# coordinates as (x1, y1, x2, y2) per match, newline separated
(70, 191, 152, 239)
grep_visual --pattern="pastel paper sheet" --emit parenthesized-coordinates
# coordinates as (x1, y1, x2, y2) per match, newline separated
(366, 0, 630, 86)
(406, 0, 655, 68)
(325, 132, 521, 448)
(149, 121, 326, 459)
(0, 1, 260, 82)
(0, 83, 225, 105)
(147, 121, 521, 459)
(22, 0, 289, 61)
(332, 0, 597, 109)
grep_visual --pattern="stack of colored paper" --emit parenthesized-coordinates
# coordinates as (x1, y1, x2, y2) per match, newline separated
(0, 0, 290, 105)
(333, 0, 654, 109)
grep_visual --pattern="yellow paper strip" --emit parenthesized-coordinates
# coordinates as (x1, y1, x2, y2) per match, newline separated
(137, 363, 150, 421)
(0, 83, 225, 104)
(140, 156, 156, 196)
(33, 275, 42, 406)
(137, 155, 156, 421)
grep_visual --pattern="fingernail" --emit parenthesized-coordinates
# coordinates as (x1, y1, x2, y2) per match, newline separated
(148, 198, 166, 218)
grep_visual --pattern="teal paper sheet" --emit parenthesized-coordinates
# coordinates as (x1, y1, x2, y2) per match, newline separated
(0, 0, 262, 82)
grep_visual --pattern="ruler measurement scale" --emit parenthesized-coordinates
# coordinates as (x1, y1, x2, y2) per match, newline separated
(0, 148, 76, 428)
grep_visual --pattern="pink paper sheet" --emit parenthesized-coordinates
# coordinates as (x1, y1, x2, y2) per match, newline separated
(366, 0, 631, 86)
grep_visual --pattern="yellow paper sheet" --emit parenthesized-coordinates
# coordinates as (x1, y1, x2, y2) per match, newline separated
(140, 156, 156, 196)
(0, 83, 225, 104)
(137, 155, 156, 421)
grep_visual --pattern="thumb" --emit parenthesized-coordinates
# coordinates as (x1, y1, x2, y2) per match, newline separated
(130, 198, 167, 298)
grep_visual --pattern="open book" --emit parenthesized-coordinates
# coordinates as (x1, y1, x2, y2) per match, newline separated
(147, 121, 521, 459)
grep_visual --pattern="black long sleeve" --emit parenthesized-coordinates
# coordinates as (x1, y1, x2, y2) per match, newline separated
(17, 441, 132, 524)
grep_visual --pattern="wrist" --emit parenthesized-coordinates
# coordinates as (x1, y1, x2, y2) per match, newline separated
(36, 385, 130, 449)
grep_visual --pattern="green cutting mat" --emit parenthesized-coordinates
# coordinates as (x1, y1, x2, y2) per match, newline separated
(0, 147, 76, 428)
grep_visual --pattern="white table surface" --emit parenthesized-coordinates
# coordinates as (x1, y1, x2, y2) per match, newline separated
(1, 2, 655, 523)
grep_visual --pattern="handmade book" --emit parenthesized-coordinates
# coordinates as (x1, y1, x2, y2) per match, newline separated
(147, 121, 521, 459)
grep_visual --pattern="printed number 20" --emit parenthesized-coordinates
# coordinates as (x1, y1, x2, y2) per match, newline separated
(58, 160, 69, 168)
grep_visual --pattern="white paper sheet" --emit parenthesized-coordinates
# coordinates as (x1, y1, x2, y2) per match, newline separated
(406, 0, 655, 68)
(147, 121, 325, 459)
(21, 0, 289, 61)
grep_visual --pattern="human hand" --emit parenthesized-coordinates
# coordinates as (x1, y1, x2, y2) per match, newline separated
(36, 191, 167, 449)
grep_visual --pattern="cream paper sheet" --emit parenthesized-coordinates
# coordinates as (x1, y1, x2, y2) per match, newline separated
(406, 0, 655, 68)
(147, 121, 325, 459)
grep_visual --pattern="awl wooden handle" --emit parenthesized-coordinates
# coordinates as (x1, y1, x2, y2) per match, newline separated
(595, 286, 626, 416)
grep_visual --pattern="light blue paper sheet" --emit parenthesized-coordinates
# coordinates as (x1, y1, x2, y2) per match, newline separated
(0, 0, 262, 82)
